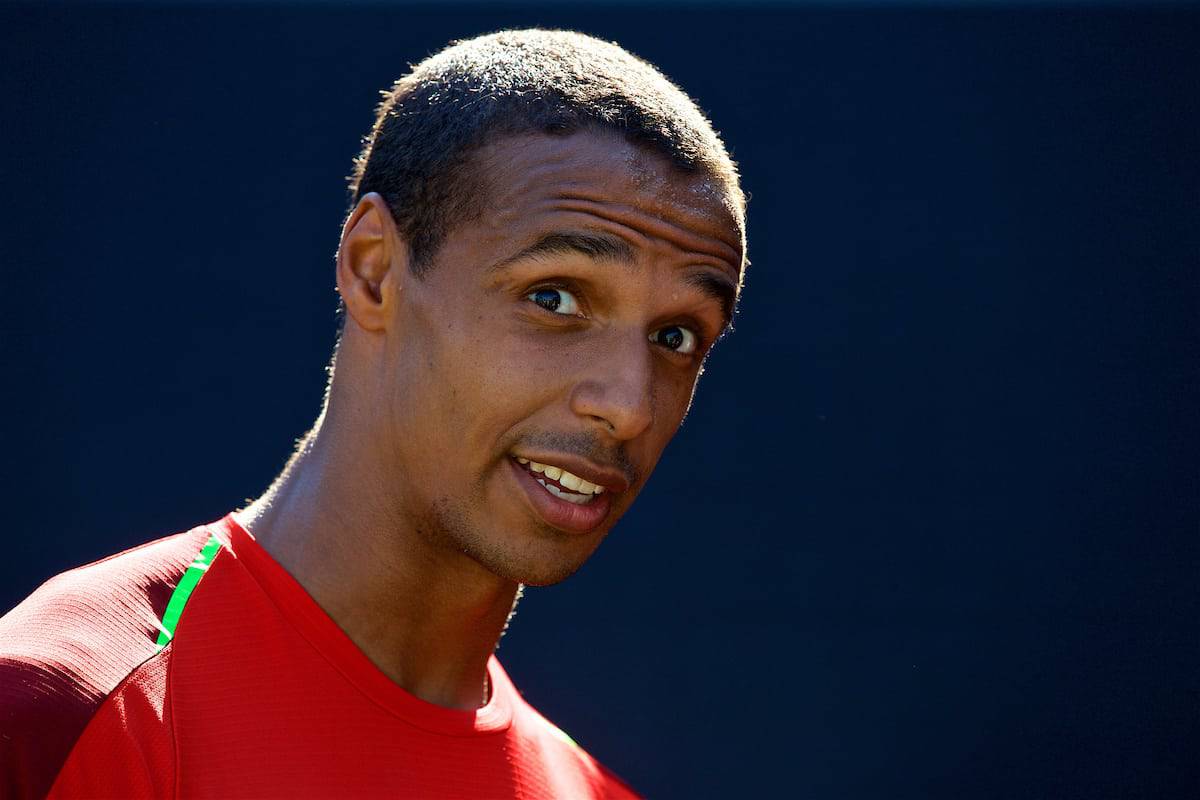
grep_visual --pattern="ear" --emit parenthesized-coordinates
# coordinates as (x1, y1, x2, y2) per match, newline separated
(336, 192, 408, 333)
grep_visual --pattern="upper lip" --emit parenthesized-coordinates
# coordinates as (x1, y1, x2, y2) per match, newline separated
(512, 452, 631, 494)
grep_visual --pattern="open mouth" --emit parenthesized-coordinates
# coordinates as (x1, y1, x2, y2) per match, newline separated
(507, 452, 619, 534)
(513, 457, 606, 505)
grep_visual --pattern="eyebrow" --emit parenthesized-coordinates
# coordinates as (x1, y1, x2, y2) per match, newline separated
(489, 231, 636, 272)
(685, 271, 739, 332)
(491, 228, 740, 330)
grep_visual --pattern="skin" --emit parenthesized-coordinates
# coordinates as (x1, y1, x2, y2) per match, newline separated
(238, 129, 743, 712)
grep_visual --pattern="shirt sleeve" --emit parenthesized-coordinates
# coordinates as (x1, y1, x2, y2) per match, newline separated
(48, 651, 175, 799)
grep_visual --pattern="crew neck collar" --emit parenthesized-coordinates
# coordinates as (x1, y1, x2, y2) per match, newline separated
(210, 513, 515, 736)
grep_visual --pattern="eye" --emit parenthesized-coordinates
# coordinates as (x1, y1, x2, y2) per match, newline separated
(525, 287, 581, 316)
(650, 325, 698, 355)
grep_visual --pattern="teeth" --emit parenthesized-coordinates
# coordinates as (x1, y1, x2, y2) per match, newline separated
(544, 482, 592, 505)
(518, 457, 607, 495)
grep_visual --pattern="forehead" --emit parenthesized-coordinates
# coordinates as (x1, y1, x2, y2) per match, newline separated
(466, 131, 744, 274)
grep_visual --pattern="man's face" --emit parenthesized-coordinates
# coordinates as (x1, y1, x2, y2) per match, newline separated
(378, 130, 743, 585)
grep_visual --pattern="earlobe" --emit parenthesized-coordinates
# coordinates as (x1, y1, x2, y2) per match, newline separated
(336, 192, 408, 333)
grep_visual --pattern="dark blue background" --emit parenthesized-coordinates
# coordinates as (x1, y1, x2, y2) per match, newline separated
(2, 3, 1197, 797)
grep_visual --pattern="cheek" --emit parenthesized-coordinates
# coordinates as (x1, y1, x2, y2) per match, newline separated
(402, 309, 558, 441)
(653, 350, 705, 413)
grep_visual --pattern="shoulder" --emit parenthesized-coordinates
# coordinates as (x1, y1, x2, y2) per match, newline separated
(504, 683, 642, 799)
(46, 645, 176, 799)
(0, 523, 213, 800)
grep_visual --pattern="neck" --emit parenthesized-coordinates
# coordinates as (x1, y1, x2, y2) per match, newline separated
(238, 402, 519, 711)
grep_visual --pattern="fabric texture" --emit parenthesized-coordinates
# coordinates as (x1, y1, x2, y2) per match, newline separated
(1, 515, 640, 799)
(0, 526, 212, 800)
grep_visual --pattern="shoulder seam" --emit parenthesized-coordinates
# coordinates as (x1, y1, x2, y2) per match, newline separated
(47, 643, 174, 795)
(167, 632, 180, 799)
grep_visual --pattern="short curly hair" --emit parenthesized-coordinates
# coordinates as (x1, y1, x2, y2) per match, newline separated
(347, 28, 746, 278)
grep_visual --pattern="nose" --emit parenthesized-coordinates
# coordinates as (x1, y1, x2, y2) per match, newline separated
(569, 333, 655, 441)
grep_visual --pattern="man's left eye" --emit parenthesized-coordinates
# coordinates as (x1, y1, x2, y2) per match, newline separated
(525, 287, 581, 316)
(650, 325, 698, 355)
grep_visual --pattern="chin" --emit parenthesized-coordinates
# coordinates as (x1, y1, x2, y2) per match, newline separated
(503, 558, 591, 588)
(428, 495, 613, 586)
(473, 534, 606, 587)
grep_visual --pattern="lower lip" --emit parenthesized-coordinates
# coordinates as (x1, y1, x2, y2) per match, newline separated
(508, 457, 613, 534)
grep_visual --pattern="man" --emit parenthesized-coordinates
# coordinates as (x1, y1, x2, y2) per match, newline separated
(0, 28, 746, 799)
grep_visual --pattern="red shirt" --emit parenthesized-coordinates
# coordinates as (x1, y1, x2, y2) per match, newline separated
(0, 515, 639, 799)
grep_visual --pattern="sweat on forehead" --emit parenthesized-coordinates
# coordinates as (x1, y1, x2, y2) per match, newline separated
(480, 130, 735, 201)
(461, 131, 745, 265)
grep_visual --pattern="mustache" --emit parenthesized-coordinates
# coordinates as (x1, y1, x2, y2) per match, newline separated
(518, 430, 640, 487)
